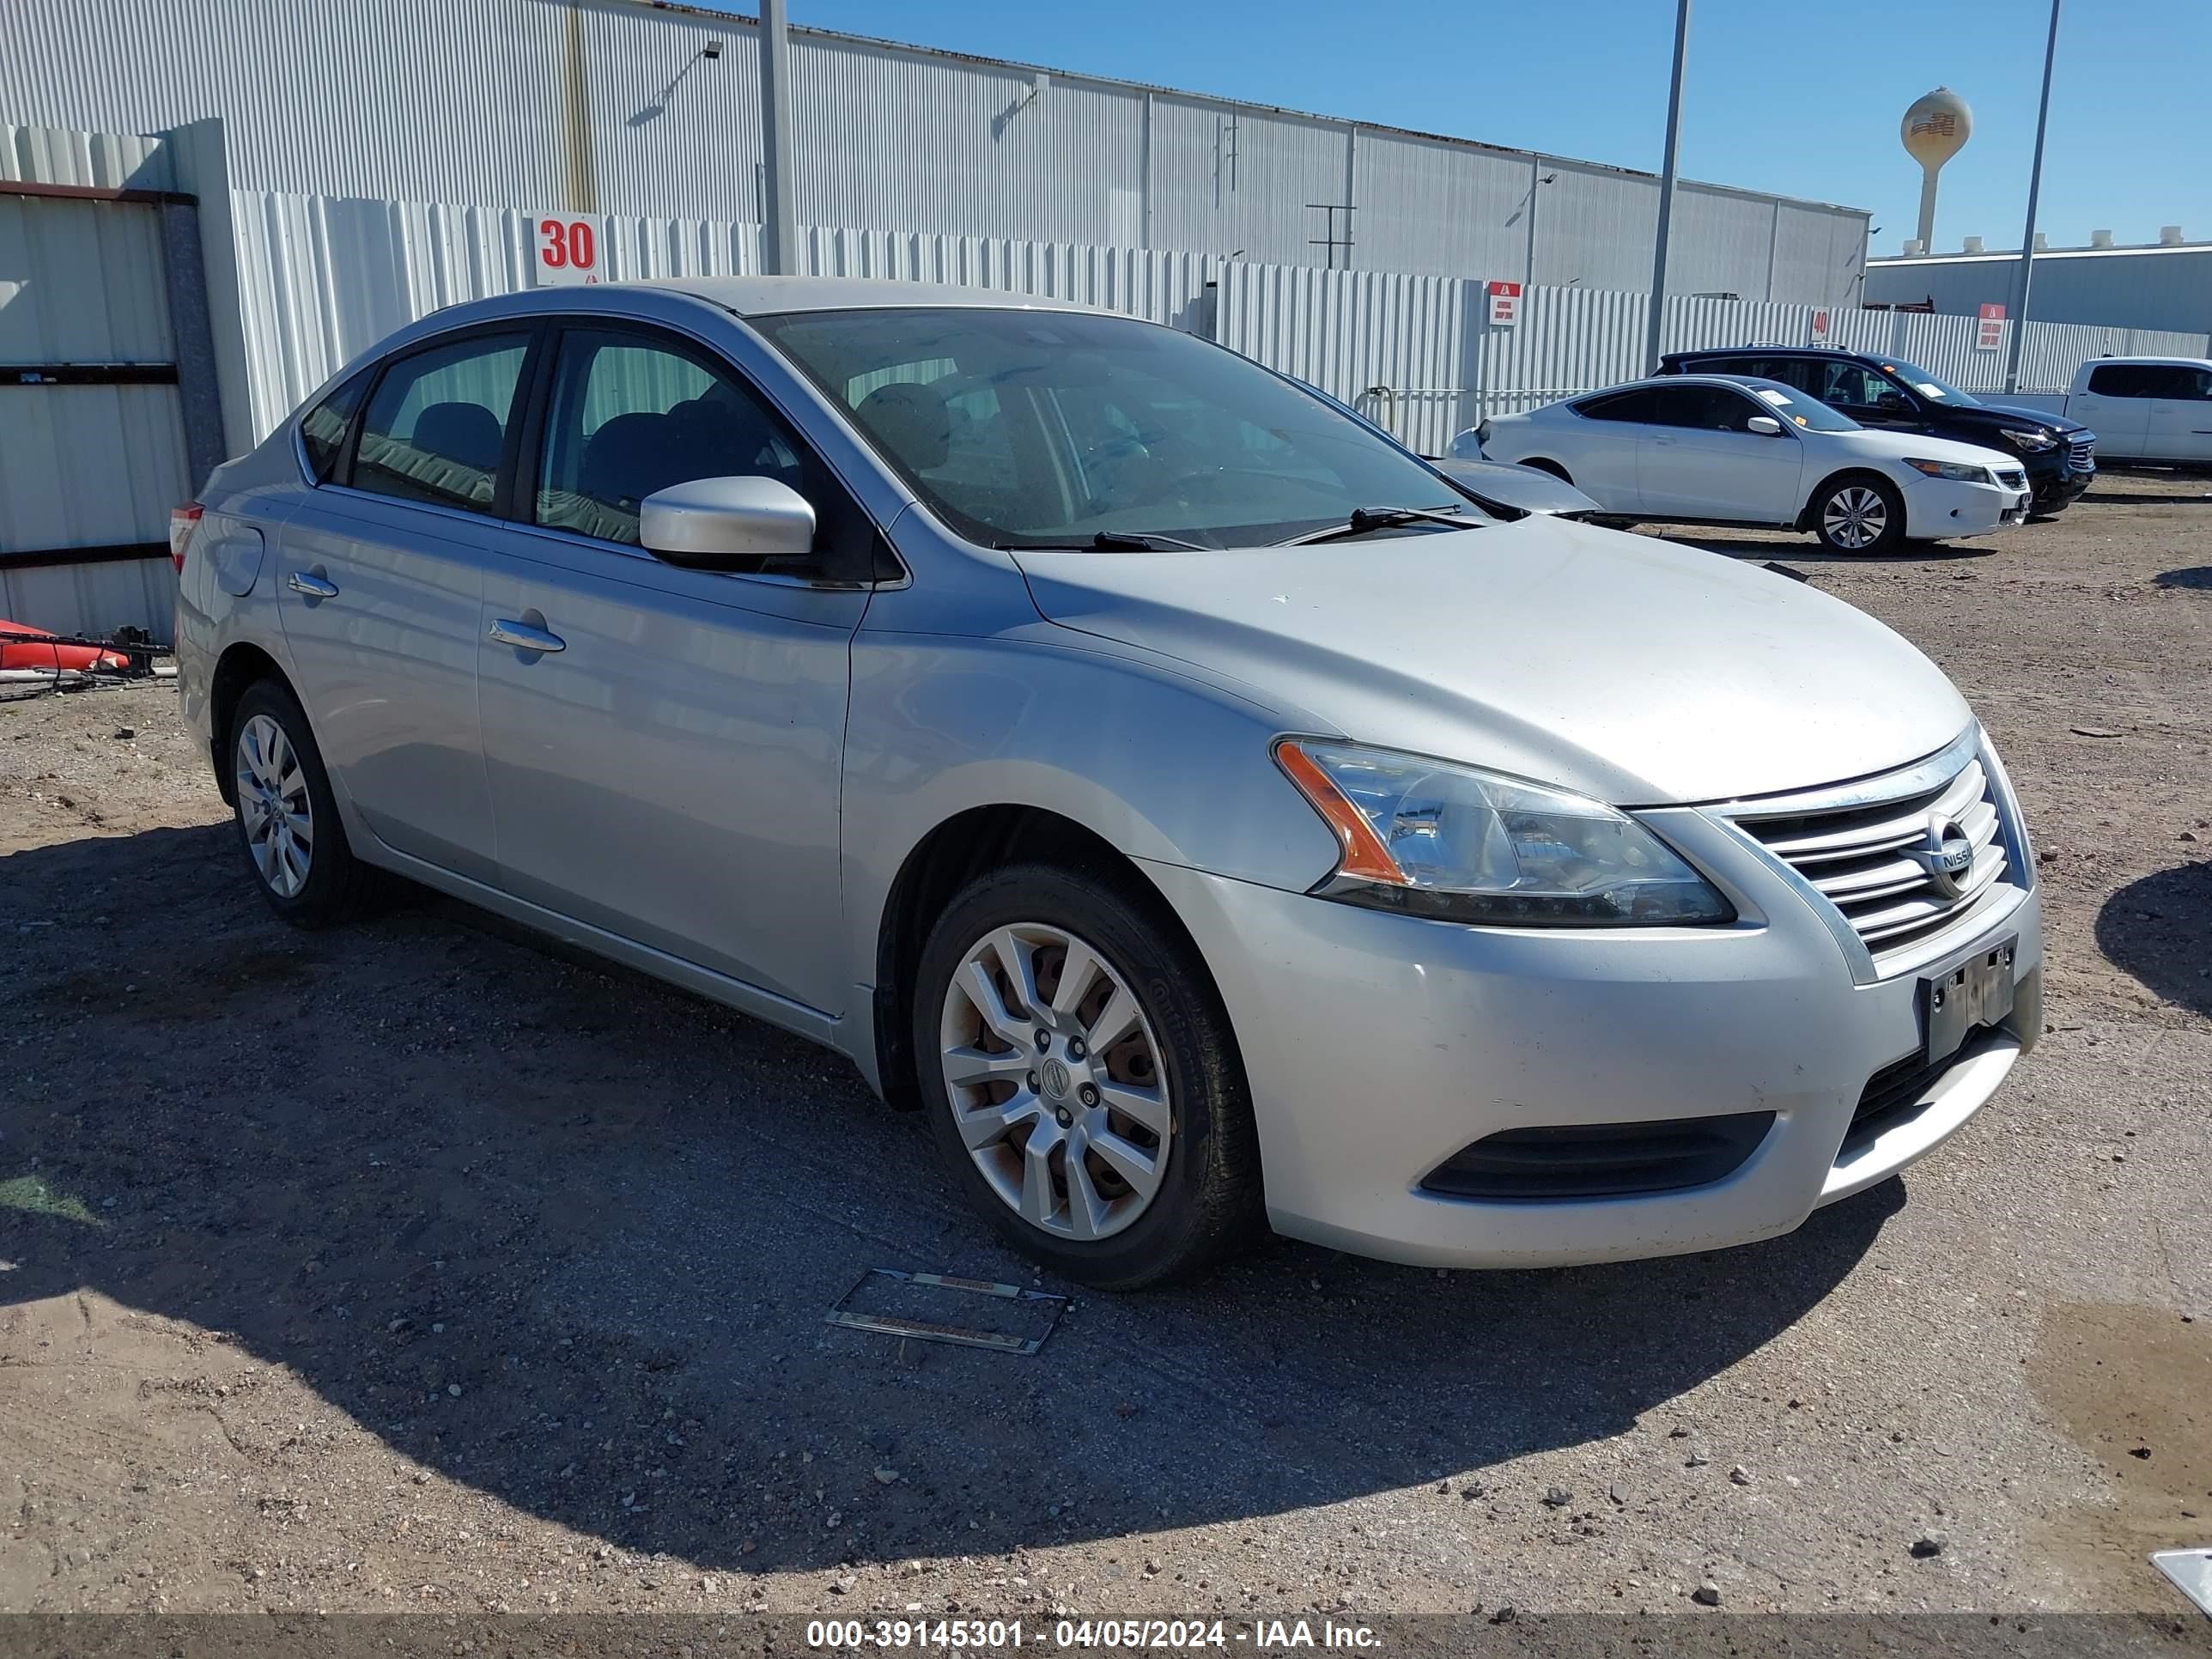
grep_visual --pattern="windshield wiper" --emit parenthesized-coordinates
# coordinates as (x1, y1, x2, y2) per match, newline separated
(995, 531, 1210, 552)
(1276, 506, 1477, 546)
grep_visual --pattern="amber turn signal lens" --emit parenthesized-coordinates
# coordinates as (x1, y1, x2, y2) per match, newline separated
(1275, 739, 1409, 886)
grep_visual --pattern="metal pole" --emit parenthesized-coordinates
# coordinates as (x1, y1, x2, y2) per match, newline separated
(1643, 0, 1691, 374)
(758, 0, 799, 276)
(2003, 0, 2062, 396)
(1914, 169, 1940, 254)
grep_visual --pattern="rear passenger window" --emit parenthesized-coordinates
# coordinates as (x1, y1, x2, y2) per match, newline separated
(300, 373, 368, 483)
(1574, 388, 1668, 422)
(2087, 364, 2151, 398)
(1755, 358, 1820, 394)
(353, 333, 530, 513)
(535, 329, 859, 564)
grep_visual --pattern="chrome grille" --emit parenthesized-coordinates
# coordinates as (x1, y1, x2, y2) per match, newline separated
(2068, 434, 2095, 471)
(1730, 748, 2015, 965)
(1995, 466, 2028, 491)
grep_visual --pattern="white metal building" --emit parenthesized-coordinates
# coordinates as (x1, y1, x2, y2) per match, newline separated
(4, 0, 1870, 304)
(1867, 240, 2212, 337)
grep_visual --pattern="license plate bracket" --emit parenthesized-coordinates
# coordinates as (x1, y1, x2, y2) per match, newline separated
(1922, 937, 2017, 1066)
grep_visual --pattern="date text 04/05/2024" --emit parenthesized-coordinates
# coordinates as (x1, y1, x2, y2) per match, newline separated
(805, 1619, 1383, 1650)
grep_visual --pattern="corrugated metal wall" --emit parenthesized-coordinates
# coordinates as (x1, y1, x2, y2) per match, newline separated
(229, 190, 1218, 440)
(2, 0, 1869, 302)
(1213, 261, 2212, 455)
(222, 184, 2212, 462)
(1, 120, 175, 189)
(0, 188, 189, 638)
(1867, 249, 2212, 337)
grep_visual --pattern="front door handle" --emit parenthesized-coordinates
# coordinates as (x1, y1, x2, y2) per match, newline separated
(488, 618, 566, 653)
(287, 570, 339, 599)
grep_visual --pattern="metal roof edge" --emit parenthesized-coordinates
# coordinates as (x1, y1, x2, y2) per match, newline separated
(1870, 244, 2212, 266)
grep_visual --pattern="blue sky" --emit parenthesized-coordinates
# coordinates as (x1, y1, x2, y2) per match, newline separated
(781, 0, 2210, 255)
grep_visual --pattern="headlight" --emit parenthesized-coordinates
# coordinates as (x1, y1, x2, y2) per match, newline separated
(1275, 740, 1735, 927)
(1999, 427, 2057, 452)
(1903, 459, 1994, 483)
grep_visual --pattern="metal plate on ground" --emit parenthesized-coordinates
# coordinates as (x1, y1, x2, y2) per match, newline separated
(2153, 1547, 2212, 1618)
(825, 1267, 1068, 1355)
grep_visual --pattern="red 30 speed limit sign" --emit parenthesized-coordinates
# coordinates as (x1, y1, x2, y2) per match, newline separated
(533, 217, 604, 286)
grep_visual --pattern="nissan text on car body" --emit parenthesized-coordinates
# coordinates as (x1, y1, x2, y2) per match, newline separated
(1468, 375, 2031, 556)
(173, 279, 2042, 1288)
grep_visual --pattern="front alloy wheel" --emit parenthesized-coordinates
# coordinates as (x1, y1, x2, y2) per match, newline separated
(1815, 478, 1905, 555)
(939, 921, 1173, 1241)
(914, 860, 1262, 1288)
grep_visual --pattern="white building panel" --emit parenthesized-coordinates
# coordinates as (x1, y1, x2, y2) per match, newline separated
(3, 0, 1869, 301)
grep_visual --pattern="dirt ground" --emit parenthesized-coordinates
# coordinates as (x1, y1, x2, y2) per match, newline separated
(2, 476, 2209, 1626)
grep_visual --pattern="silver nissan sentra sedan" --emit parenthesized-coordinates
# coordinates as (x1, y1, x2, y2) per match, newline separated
(173, 278, 2042, 1289)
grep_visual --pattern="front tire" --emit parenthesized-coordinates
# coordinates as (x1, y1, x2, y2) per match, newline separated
(228, 680, 371, 927)
(913, 860, 1262, 1290)
(1812, 475, 1906, 556)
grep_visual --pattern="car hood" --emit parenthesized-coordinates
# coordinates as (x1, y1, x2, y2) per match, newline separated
(1013, 517, 1971, 806)
(1836, 427, 2027, 471)
(1940, 400, 2090, 436)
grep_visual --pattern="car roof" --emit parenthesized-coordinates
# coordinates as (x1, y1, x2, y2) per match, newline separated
(2089, 354, 2212, 368)
(635, 276, 1112, 318)
(1663, 344, 1863, 362)
(1577, 374, 1799, 396)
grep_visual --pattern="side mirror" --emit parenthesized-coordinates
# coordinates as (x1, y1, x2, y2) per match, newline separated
(640, 475, 817, 569)
(1747, 415, 1784, 436)
(1875, 391, 1911, 412)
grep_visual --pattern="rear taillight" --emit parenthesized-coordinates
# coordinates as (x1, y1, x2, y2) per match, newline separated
(169, 502, 203, 572)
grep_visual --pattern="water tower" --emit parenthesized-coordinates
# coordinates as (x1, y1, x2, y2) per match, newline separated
(1901, 88, 1972, 255)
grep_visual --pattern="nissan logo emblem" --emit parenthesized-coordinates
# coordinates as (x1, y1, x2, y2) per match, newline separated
(1914, 814, 1976, 899)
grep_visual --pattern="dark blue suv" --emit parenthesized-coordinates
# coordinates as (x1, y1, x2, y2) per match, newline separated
(1657, 345, 2096, 516)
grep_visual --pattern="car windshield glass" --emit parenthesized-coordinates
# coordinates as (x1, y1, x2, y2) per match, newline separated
(1883, 360, 1982, 407)
(750, 307, 1465, 549)
(1732, 380, 1862, 433)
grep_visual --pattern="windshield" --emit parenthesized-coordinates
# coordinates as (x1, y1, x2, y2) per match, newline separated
(750, 307, 1466, 549)
(1882, 360, 1982, 407)
(1733, 379, 1862, 433)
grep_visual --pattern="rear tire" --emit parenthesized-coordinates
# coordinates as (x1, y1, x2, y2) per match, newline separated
(227, 680, 372, 927)
(1811, 474, 1906, 556)
(912, 860, 1263, 1290)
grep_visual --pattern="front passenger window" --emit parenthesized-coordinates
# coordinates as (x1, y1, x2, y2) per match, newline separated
(353, 334, 530, 513)
(535, 332, 806, 547)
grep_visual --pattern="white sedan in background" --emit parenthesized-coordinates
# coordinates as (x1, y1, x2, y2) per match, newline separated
(1464, 375, 2031, 555)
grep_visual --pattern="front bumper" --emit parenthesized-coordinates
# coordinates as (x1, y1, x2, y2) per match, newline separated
(1140, 802, 2041, 1271)
(1899, 474, 2030, 539)
(2025, 443, 2094, 507)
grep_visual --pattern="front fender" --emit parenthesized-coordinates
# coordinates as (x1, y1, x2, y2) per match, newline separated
(838, 627, 1344, 1056)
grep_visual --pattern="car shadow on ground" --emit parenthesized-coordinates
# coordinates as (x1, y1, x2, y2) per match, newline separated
(1, 823, 1898, 1575)
(2155, 566, 2212, 591)
(2095, 860, 2212, 1019)
(1652, 530, 1997, 567)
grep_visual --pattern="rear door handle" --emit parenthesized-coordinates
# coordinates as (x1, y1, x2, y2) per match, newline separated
(488, 618, 565, 653)
(287, 570, 339, 599)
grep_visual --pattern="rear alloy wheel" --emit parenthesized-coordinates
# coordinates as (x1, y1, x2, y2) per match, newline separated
(228, 680, 371, 927)
(915, 861, 1261, 1288)
(1814, 477, 1905, 556)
